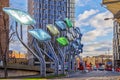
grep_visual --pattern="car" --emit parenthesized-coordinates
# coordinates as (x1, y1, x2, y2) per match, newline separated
(115, 68, 120, 72)
(93, 66, 97, 71)
(98, 65, 105, 71)
(105, 64, 112, 71)
(105, 67, 112, 71)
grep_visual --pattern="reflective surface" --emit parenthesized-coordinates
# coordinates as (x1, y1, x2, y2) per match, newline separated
(56, 37, 69, 46)
(55, 21, 66, 31)
(69, 28, 76, 38)
(28, 29, 51, 42)
(3, 7, 36, 25)
(64, 18, 73, 28)
(66, 32, 74, 41)
(46, 24, 60, 36)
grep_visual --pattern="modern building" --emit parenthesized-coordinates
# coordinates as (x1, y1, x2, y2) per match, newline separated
(82, 55, 113, 66)
(0, 0, 9, 61)
(28, 0, 75, 65)
(102, 0, 120, 68)
(113, 21, 120, 67)
(28, 0, 75, 29)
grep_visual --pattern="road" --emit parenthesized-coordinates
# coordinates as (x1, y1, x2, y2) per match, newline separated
(58, 70, 120, 80)
(1, 70, 120, 80)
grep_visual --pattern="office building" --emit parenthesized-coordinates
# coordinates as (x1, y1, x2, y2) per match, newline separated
(28, 0, 75, 29)
(113, 21, 120, 67)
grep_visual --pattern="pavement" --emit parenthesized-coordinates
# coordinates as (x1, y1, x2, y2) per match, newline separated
(60, 70, 120, 80)
(1, 70, 120, 80)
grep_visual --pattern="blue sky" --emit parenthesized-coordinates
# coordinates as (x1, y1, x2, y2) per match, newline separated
(9, 0, 113, 56)
(75, 0, 113, 56)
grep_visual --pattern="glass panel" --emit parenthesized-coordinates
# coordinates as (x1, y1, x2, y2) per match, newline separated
(55, 21, 66, 31)
(28, 29, 51, 42)
(69, 28, 76, 37)
(46, 24, 60, 36)
(56, 37, 69, 46)
(64, 18, 73, 28)
(3, 7, 36, 25)
(66, 32, 74, 41)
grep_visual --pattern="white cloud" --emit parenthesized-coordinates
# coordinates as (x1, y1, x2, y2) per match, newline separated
(75, 9, 99, 27)
(75, 9, 113, 56)
(89, 11, 113, 29)
(76, 9, 113, 42)
(82, 40, 113, 57)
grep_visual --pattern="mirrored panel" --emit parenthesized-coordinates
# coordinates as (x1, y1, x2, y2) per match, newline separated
(28, 29, 51, 42)
(56, 37, 69, 46)
(55, 21, 66, 31)
(46, 24, 60, 36)
(64, 18, 73, 28)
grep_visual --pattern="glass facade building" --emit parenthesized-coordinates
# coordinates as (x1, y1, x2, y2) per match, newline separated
(28, 0, 75, 29)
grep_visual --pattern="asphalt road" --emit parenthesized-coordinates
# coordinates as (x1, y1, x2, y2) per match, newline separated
(59, 70, 120, 80)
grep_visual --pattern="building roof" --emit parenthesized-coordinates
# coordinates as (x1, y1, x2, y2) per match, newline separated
(102, 0, 120, 23)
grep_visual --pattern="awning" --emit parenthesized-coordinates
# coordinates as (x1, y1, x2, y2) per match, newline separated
(102, 0, 120, 23)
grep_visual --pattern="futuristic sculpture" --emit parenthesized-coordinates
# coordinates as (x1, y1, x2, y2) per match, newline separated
(3, 6, 83, 76)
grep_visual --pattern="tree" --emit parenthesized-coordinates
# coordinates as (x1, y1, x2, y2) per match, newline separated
(0, 10, 15, 78)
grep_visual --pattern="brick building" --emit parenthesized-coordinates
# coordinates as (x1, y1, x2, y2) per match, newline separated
(0, 0, 9, 61)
